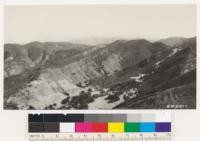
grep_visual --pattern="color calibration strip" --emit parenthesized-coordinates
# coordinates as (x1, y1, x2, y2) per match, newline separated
(29, 114, 171, 133)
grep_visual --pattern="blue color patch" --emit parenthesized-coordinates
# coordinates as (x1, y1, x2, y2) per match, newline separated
(140, 122, 156, 132)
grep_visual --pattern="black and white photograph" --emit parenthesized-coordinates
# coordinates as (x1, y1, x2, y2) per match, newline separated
(4, 5, 196, 110)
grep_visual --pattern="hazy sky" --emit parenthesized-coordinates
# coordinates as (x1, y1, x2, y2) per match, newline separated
(5, 5, 196, 44)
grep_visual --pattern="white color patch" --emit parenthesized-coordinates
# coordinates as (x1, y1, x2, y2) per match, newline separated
(60, 123, 75, 133)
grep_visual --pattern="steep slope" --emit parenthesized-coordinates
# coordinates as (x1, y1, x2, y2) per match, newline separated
(43, 39, 155, 85)
(4, 44, 33, 77)
(4, 42, 89, 77)
(114, 37, 196, 109)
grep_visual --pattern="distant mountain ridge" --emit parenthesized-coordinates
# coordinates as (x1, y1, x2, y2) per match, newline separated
(70, 37, 126, 46)
(158, 36, 195, 47)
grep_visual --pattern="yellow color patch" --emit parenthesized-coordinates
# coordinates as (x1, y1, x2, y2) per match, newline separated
(108, 122, 124, 132)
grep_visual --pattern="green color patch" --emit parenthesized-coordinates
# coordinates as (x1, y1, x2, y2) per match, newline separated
(125, 122, 140, 132)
